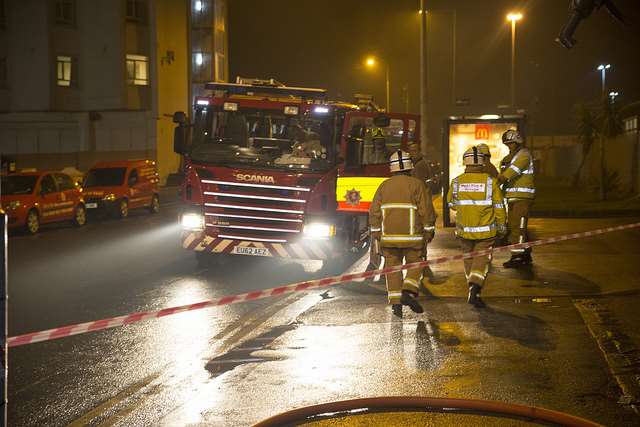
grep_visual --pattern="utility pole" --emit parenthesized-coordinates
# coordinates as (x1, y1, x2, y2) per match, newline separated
(419, 0, 428, 156)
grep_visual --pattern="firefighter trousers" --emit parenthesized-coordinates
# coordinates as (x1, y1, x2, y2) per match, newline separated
(507, 199, 533, 255)
(457, 237, 495, 288)
(381, 246, 423, 304)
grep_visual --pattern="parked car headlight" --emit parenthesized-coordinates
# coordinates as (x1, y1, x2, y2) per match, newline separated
(303, 222, 336, 239)
(8, 201, 22, 210)
(181, 213, 205, 231)
(102, 193, 117, 201)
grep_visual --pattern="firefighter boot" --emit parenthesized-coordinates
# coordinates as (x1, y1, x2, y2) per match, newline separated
(401, 290, 424, 314)
(392, 304, 403, 318)
(467, 284, 485, 308)
(502, 252, 532, 268)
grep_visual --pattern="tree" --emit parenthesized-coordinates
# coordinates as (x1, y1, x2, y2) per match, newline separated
(573, 103, 597, 187)
(597, 97, 623, 200)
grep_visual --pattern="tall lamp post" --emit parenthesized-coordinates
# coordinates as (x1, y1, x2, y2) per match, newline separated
(597, 64, 611, 98)
(364, 56, 390, 112)
(507, 12, 523, 108)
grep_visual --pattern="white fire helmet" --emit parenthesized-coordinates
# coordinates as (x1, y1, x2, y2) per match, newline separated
(463, 146, 486, 166)
(502, 129, 523, 144)
(389, 150, 414, 173)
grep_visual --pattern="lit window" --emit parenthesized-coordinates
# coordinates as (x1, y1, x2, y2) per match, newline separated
(55, 0, 75, 26)
(126, 0, 146, 22)
(126, 54, 149, 86)
(215, 52, 225, 82)
(56, 55, 73, 87)
(625, 117, 638, 133)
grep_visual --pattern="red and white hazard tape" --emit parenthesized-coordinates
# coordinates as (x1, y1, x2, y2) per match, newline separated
(8, 221, 640, 348)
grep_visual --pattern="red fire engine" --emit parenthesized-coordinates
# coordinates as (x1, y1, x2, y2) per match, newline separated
(173, 78, 420, 267)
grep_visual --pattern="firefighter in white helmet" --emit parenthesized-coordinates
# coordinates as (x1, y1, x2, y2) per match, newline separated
(447, 146, 507, 307)
(369, 150, 436, 318)
(498, 129, 536, 268)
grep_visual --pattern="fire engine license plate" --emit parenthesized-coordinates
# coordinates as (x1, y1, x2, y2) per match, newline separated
(86, 203, 98, 209)
(232, 246, 271, 257)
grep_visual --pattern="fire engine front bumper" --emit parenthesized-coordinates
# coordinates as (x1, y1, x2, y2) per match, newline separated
(182, 232, 338, 260)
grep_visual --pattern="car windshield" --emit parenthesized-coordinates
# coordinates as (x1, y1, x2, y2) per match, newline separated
(84, 168, 127, 188)
(189, 107, 335, 172)
(2, 175, 38, 195)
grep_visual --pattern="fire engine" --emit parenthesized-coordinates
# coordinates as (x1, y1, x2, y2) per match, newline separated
(173, 77, 420, 267)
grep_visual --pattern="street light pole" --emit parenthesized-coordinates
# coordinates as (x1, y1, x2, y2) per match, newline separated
(419, 1, 428, 155)
(385, 63, 390, 112)
(507, 13, 523, 108)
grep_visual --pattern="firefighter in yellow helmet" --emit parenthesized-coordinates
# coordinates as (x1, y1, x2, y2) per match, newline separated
(477, 143, 499, 178)
(367, 128, 392, 164)
(369, 150, 436, 317)
(447, 146, 506, 307)
(498, 129, 536, 268)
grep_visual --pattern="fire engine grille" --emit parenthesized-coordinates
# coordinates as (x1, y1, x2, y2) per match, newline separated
(200, 179, 310, 243)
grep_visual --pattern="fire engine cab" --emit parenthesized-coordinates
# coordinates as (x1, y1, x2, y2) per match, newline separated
(173, 77, 421, 266)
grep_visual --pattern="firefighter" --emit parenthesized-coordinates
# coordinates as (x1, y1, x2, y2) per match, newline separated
(407, 141, 436, 284)
(498, 129, 536, 268)
(477, 143, 499, 177)
(369, 150, 436, 318)
(447, 146, 506, 307)
(368, 128, 392, 164)
(408, 141, 434, 188)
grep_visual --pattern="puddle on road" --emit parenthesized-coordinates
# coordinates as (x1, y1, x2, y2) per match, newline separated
(205, 323, 297, 377)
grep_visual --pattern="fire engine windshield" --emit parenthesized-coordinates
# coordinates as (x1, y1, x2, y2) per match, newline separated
(3, 175, 38, 195)
(84, 168, 127, 188)
(189, 108, 335, 171)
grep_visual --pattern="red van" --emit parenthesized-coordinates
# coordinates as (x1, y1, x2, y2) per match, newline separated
(1, 170, 86, 234)
(82, 160, 160, 218)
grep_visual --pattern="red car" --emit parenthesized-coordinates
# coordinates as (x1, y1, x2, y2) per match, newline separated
(1, 170, 87, 234)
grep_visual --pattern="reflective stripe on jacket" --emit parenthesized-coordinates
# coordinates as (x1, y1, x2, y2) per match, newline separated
(369, 174, 436, 248)
(500, 147, 535, 200)
(447, 171, 506, 240)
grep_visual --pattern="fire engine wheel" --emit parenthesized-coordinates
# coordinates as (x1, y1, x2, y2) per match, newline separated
(118, 199, 129, 219)
(25, 209, 40, 234)
(73, 205, 87, 227)
(148, 195, 160, 214)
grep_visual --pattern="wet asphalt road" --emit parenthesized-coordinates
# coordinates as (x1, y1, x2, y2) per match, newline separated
(7, 199, 640, 426)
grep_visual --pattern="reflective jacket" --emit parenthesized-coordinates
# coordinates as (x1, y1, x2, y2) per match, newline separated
(483, 161, 499, 178)
(499, 147, 535, 200)
(447, 169, 506, 240)
(369, 174, 436, 248)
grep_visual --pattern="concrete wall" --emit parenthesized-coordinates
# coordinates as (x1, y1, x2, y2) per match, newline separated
(153, 0, 188, 183)
(528, 135, 582, 183)
(3, 0, 51, 111)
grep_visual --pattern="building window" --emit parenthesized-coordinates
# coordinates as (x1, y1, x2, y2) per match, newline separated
(126, 0, 147, 22)
(0, 57, 7, 88)
(624, 116, 638, 133)
(1, 0, 6, 30)
(126, 54, 149, 85)
(55, 0, 75, 26)
(56, 55, 74, 87)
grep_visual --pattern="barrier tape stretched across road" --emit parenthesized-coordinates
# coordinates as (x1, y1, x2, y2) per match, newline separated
(8, 221, 640, 348)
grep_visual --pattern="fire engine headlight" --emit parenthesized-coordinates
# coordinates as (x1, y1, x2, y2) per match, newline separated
(181, 213, 205, 231)
(303, 222, 336, 239)
(102, 193, 117, 201)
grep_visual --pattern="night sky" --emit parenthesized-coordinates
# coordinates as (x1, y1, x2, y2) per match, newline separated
(228, 0, 640, 147)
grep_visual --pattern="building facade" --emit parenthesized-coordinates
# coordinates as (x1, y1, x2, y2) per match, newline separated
(0, 0, 228, 184)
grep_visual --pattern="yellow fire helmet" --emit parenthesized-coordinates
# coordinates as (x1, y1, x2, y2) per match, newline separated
(463, 146, 486, 166)
(477, 143, 491, 158)
(371, 127, 386, 140)
(389, 150, 414, 173)
(502, 129, 523, 144)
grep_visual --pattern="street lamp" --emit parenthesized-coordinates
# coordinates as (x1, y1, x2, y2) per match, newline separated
(597, 64, 611, 98)
(364, 56, 390, 112)
(609, 91, 620, 103)
(507, 12, 523, 108)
